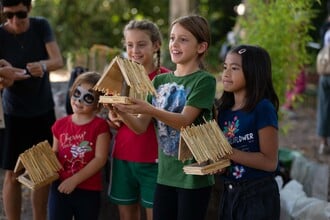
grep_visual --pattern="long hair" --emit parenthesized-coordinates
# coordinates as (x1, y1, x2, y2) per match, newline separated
(217, 44, 279, 112)
(123, 19, 163, 74)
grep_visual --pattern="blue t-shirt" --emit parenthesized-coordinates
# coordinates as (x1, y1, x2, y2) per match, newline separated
(0, 17, 55, 116)
(217, 99, 278, 181)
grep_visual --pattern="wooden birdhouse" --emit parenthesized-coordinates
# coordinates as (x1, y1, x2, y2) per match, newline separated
(14, 140, 62, 190)
(179, 120, 233, 175)
(93, 56, 156, 104)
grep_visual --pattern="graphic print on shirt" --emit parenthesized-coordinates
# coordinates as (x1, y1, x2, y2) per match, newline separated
(59, 131, 93, 176)
(223, 115, 246, 179)
(153, 82, 187, 156)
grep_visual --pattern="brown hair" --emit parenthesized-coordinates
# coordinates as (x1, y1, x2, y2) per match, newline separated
(69, 71, 104, 112)
(171, 14, 211, 69)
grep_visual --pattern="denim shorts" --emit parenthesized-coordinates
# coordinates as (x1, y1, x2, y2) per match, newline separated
(218, 176, 280, 220)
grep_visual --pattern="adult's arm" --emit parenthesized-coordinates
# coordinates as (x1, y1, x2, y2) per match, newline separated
(26, 41, 64, 78)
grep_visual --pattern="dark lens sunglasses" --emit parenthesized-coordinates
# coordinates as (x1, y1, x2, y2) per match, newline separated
(71, 86, 96, 106)
(3, 11, 28, 19)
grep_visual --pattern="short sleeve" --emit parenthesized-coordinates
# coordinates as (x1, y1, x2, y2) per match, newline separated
(324, 29, 330, 47)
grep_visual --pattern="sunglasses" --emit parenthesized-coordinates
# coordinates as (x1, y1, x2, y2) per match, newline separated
(71, 86, 96, 106)
(3, 11, 28, 19)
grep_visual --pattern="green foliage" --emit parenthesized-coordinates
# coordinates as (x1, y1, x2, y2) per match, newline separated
(29, 0, 240, 73)
(236, 0, 318, 105)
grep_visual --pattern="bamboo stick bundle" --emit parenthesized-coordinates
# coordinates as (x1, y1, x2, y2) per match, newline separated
(179, 120, 233, 175)
(31, 145, 50, 179)
(35, 141, 62, 171)
(94, 56, 156, 104)
(26, 149, 44, 182)
(36, 148, 58, 176)
(180, 127, 205, 162)
(195, 124, 220, 161)
(20, 153, 39, 183)
(189, 126, 209, 162)
(117, 57, 134, 87)
(202, 122, 227, 160)
(209, 120, 233, 155)
(22, 146, 48, 182)
(122, 57, 154, 94)
(14, 140, 62, 190)
(197, 124, 220, 162)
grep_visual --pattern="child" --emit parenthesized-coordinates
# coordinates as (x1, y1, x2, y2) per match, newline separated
(48, 72, 111, 220)
(107, 19, 170, 220)
(216, 45, 280, 220)
(108, 14, 216, 220)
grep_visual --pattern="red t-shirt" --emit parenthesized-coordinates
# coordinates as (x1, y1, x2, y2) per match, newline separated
(52, 116, 110, 191)
(113, 66, 170, 162)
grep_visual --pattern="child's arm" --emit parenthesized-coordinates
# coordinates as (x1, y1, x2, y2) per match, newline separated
(228, 126, 279, 172)
(52, 136, 59, 153)
(113, 98, 202, 132)
(57, 132, 111, 194)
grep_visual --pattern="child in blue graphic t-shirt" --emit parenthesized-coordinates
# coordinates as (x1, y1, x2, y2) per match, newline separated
(216, 45, 280, 220)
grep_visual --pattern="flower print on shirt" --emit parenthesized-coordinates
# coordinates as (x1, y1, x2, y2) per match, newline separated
(153, 82, 187, 156)
(63, 140, 92, 175)
(223, 116, 239, 141)
(231, 165, 245, 179)
(222, 115, 246, 180)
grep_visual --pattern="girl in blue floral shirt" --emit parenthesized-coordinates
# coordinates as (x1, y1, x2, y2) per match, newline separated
(217, 45, 280, 220)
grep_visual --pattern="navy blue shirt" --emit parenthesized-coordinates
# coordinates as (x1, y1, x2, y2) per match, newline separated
(217, 99, 278, 181)
(0, 17, 55, 116)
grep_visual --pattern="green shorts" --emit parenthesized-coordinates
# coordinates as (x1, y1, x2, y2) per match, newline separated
(108, 158, 158, 208)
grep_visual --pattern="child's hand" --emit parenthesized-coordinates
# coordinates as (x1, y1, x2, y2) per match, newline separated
(112, 98, 152, 115)
(57, 177, 79, 194)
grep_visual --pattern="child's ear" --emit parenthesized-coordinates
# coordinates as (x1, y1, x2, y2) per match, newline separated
(153, 41, 161, 53)
(197, 42, 208, 54)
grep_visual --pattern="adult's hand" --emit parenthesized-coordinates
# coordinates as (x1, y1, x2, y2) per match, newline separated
(0, 66, 30, 89)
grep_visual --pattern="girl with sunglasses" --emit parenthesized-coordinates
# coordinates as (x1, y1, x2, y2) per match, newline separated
(48, 72, 111, 220)
(0, 0, 63, 219)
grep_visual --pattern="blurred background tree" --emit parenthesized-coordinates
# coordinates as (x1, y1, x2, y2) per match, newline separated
(29, 0, 240, 72)
(236, 0, 319, 104)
